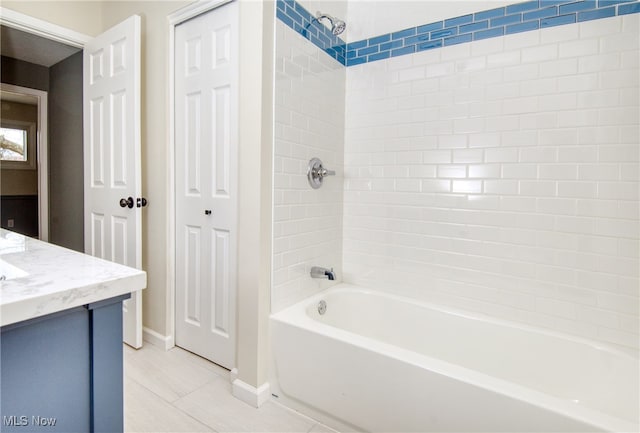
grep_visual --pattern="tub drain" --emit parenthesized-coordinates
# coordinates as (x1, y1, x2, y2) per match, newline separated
(317, 300, 327, 315)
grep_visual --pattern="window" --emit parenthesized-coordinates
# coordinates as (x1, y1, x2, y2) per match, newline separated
(0, 121, 36, 170)
(1, 126, 28, 161)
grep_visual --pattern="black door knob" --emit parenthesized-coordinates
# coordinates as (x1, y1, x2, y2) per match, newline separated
(205, 210, 212, 215)
(119, 197, 134, 209)
(137, 197, 148, 208)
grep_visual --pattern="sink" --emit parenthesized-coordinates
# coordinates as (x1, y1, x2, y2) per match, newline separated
(0, 259, 28, 281)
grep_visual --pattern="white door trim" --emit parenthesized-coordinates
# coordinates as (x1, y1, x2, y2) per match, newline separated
(165, 0, 234, 352)
(0, 7, 92, 47)
(0, 84, 49, 242)
(0, 8, 91, 242)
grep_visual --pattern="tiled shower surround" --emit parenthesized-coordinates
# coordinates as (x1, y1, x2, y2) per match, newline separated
(273, 19, 345, 312)
(274, 1, 639, 349)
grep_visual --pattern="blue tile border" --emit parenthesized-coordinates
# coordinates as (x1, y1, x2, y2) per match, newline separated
(275, 0, 640, 68)
(276, 0, 347, 65)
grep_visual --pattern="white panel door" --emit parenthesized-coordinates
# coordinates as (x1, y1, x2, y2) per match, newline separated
(175, 1, 238, 369)
(84, 15, 143, 348)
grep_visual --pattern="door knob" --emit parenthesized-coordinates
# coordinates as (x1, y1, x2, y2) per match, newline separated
(205, 210, 212, 215)
(119, 197, 134, 209)
(137, 197, 148, 208)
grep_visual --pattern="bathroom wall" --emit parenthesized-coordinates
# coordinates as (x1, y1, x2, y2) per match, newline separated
(345, 1, 514, 43)
(1, 1, 104, 37)
(49, 52, 84, 252)
(343, 14, 639, 349)
(272, 15, 346, 312)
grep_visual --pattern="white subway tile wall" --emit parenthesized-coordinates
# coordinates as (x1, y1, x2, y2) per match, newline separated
(273, 21, 345, 312)
(343, 15, 639, 349)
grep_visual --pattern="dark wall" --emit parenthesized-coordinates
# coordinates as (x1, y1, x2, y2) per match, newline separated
(49, 51, 84, 252)
(1, 53, 84, 251)
(0, 195, 38, 237)
(0, 56, 49, 91)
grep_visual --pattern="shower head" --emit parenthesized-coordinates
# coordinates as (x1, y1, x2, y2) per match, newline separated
(316, 12, 346, 36)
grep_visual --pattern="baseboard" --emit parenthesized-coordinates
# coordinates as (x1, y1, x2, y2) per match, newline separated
(230, 368, 239, 383)
(142, 327, 174, 350)
(231, 378, 270, 408)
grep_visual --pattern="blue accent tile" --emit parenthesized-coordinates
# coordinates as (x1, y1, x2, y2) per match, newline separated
(417, 21, 444, 34)
(539, 0, 573, 5)
(346, 40, 367, 50)
(444, 33, 473, 45)
(475, 7, 506, 20)
(506, 20, 540, 33)
(278, 0, 635, 67)
(392, 45, 417, 57)
(619, 2, 640, 14)
(578, 6, 615, 19)
(286, 5, 304, 24)
(293, 23, 305, 35)
(598, 0, 635, 6)
(459, 20, 489, 33)
(524, 5, 558, 19)
(293, 1, 309, 16)
(349, 57, 367, 66)
(507, 0, 541, 13)
(358, 46, 378, 56)
(417, 39, 443, 51)
(369, 34, 391, 46)
(392, 28, 416, 39)
(491, 13, 523, 26)
(310, 35, 323, 47)
(368, 51, 391, 62)
(318, 32, 331, 46)
(559, 0, 597, 13)
(296, 8, 312, 24)
(405, 33, 431, 45)
(473, 26, 505, 40)
(541, 12, 578, 25)
(305, 24, 317, 37)
(431, 27, 458, 39)
(276, 9, 294, 28)
(380, 40, 404, 51)
(445, 14, 474, 27)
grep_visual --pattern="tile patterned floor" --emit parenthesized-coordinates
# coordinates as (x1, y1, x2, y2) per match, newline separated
(124, 344, 335, 433)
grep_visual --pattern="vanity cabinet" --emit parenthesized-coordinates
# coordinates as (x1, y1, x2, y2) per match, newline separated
(1, 294, 128, 433)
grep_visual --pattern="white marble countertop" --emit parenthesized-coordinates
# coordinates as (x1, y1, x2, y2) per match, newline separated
(0, 229, 146, 327)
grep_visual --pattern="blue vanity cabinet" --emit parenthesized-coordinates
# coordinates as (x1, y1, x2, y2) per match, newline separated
(0, 294, 129, 433)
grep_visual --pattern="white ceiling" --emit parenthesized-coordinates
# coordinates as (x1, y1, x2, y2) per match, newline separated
(1, 25, 81, 67)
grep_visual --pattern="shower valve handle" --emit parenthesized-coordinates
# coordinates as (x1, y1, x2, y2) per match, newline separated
(307, 158, 336, 189)
(318, 167, 335, 178)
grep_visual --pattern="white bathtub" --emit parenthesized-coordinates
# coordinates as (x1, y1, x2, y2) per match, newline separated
(270, 285, 639, 432)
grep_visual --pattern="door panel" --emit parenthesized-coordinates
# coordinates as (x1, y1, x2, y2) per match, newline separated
(175, 1, 238, 369)
(84, 15, 143, 348)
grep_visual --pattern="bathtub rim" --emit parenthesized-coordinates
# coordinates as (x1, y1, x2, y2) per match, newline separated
(270, 283, 639, 433)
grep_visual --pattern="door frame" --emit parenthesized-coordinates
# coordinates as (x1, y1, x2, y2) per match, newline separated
(0, 8, 92, 242)
(0, 83, 48, 241)
(166, 0, 234, 352)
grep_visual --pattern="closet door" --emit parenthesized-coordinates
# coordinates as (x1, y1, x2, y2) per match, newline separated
(174, 0, 238, 369)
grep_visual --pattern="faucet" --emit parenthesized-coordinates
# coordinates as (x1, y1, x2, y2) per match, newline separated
(310, 266, 335, 281)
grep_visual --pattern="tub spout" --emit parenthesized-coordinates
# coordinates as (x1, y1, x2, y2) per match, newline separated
(311, 266, 335, 280)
